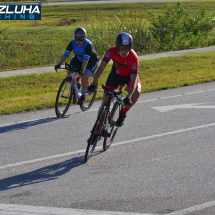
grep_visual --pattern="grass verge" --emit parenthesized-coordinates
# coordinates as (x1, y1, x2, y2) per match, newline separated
(0, 51, 215, 115)
(0, 1, 215, 72)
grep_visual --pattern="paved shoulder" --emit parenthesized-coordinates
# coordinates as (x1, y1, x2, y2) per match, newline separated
(138, 46, 215, 60)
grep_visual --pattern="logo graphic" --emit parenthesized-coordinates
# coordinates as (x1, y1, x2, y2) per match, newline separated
(105, 51, 110, 58)
(0, 5, 41, 20)
(113, 61, 130, 68)
(133, 63, 137, 70)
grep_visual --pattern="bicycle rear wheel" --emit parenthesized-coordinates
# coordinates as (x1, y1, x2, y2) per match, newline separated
(103, 102, 121, 151)
(85, 107, 108, 162)
(80, 78, 98, 111)
(55, 77, 73, 118)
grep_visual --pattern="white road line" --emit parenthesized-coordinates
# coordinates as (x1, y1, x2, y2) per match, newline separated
(112, 122, 215, 147)
(136, 88, 215, 104)
(168, 200, 215, 215)
(1, 122, 215, 170)
(0, 88, 215, 128)
(1, 200, 215, 215)
(0, 204, 154, 215)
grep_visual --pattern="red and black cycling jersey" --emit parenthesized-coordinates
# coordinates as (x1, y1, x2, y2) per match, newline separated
(103, 46, 139, 76)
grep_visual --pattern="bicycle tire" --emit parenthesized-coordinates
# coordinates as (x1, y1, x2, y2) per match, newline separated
(85, 107, 108, 162)
(80, 81, 98, 111)
(103, 102, 121, 151)
(55, 77, 73, 118)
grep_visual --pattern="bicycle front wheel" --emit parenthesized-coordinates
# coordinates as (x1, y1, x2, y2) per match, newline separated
(103, 102, 121, 151)
(55, 77, 73, 118)
(85, 107, 108, 162)
(80, 80, 98, 111)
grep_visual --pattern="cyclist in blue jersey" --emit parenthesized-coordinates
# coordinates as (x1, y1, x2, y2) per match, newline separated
(54, 27, 99, 105)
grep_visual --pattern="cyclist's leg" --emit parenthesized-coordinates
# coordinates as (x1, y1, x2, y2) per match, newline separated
(79, 61, 99, 109)
(80, 71, 90, 97)
(77, 70, 89, 105)
(116, 76, 141, 126)
(82, 60, 99, 87)
(77, 60, 98, 105)
(126, 77, 141, 109)
(98, 68, 119, 116)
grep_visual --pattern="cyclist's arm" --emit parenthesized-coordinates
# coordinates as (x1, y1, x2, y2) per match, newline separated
(55, 54, 68, 72)
(93, 60, 108, 84)
(57, 41, 73, 66)
(59, 54, 68, 65)
(127, 73, 137, 99)
(64, 41, 73, 58)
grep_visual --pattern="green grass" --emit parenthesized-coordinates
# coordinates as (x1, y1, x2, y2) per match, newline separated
(0, 26, 75, 71)
(1, 1, 215, 28)
(0, 0, 95, 2)
(1, 1, 215, 72)
(0, 51, 215, 115)
(0, 1, 215, 116)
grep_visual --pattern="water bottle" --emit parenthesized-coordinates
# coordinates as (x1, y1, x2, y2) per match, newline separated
(76, 83, 82, 98)
(78, 91, 82, 98)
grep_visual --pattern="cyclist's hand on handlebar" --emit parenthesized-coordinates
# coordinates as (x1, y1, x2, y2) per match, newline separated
(65, 63, 72, 71)
(79, 69, 85, 76)
(54, 63, 61, 72)
(88, 82, 96, 93)
(123, 97, 132, 106)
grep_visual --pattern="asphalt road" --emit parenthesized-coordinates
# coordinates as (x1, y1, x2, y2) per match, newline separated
(1, 81, 215, 215)
(1, 0, 215, 214)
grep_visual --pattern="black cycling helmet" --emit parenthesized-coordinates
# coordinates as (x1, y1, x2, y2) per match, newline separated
(74, 27, 87, 41)
(115, 32, 133, 52)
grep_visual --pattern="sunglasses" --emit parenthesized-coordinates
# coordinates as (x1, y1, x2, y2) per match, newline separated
(75, 37, 84, 41)
(118, 45, 131, 51)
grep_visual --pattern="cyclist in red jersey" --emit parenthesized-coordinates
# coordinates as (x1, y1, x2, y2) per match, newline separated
(88, 32, 141, 127)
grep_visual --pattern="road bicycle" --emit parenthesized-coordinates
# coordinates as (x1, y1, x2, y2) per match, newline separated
(55, 63, 98, 118)
(85, 84, 125, 162)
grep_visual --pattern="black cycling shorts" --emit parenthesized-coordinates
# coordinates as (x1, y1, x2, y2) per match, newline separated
(105, 66, 141, 92)
(70, 57, 99, 77)
(105, 67, 132, 89)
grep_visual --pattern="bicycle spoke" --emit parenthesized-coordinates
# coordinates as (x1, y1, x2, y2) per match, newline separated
(55, 77, 73, 118)
(103, 102, 121, 151)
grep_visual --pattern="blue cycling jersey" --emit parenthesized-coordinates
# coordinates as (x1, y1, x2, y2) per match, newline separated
(64, 39, 98, 63)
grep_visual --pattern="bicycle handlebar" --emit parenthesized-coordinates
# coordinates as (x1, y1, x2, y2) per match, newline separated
(59, 63, 82, 75)
(91, 85, 124, 98)
(101, 85, 122, 97)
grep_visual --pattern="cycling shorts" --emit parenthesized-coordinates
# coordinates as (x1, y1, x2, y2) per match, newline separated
(70, 57, 99, 77)
(105, 69, 141, 92)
